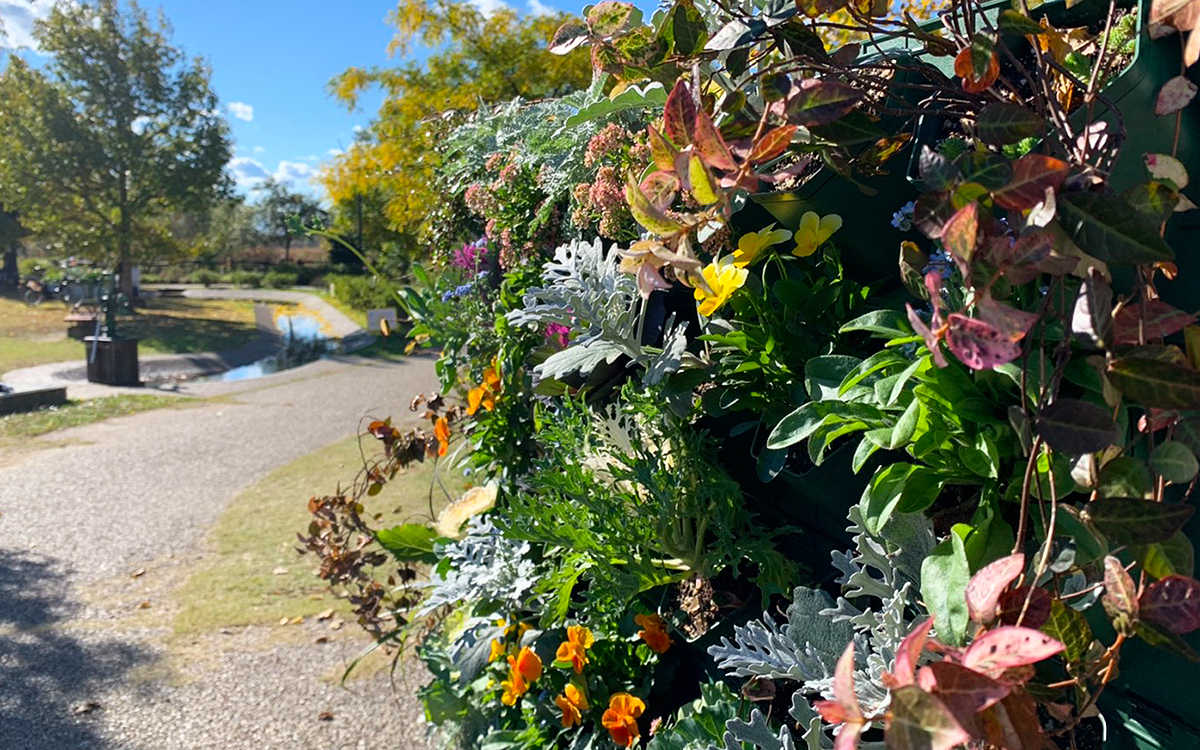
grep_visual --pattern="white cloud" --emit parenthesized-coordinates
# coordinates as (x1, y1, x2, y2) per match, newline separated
(326, 148, 342, 157)
(252, 146, 265, 154)
(229, 156, 268, 191)
(227, 101, 254, 122)
(469, 0, 511, 17)
(0, 0, 55, 50)
(352, 125, 365, 134)
(273, 160, 315, 184)
(527, 0, 554, 16)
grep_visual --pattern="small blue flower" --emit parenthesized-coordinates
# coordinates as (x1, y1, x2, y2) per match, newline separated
(891, 201, 916, 231)
(441, 289, 455, 302)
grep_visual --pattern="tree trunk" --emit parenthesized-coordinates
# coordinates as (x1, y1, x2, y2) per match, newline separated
(117, 172, 136, 308)
(283, 235, 291, 262)
(1, 243, 17, 287)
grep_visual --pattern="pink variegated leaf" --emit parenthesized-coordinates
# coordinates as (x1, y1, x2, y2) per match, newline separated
(663, 79, 696, 146)
(945, 314, 1023, 370)
(1156, 76, 1198, 116)
(639, 171, 680, 211)
(966, 553, 1025, 624)
(961, 626, 1065, 676)
(832, 720, 866, 750)
(1103, 555, 1140, 623)
(886, 618, 934, 688)
(1140, 574, 1200, 634)
(976, 295, 1039, 343)
(886, 686, 971, 750)
(941, 202, 979, 264)
(907, 304, 948, 368)
(833, 641, 861, 718)
(917, 661, 1011, 718)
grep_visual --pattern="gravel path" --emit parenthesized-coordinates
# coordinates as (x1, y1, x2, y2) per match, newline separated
(0, 355, 441, 749)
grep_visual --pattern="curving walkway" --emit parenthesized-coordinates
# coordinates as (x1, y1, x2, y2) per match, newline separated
(0, 341, 439, 746)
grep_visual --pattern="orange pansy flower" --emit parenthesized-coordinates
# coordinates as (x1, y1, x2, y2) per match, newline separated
(555, 625, 594, 673)
(555, 683, 589, 728)
(635, 614, 672, 654)
(500, 670, 527, 706)
(434, 416, 450, 456)
(466, 363, 502, 416)
(511, 646, 543, 683)
(602, 693, 645, 747)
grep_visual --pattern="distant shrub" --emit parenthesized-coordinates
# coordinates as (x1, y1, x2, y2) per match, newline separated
(262, 270, 299, 289)
(187, 269, 221, 286)
(326, 273, 395, 311)
(226, 270, 262, 288)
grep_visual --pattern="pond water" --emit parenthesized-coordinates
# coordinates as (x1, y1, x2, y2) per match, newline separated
(195, 308, 335, 383)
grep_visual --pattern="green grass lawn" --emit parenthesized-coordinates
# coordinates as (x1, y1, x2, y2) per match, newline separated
(172, 433, 471, 634)
(0, 294, 259, 377)
(0, 394, 189, 445)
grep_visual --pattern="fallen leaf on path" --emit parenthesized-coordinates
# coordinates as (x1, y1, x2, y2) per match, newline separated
(279, 617, 290, 626)
(316, 608, 334, 620)
(289, 615, 304, 625)
(329, 619, 344, 631)
(137, 601, 151, 610)
(318, 711, 334, 721)
(314, 635, 330, 644)
(73, 701, 101, 715)
(130, 568, 146, 579)
(272, 567, 289, 575)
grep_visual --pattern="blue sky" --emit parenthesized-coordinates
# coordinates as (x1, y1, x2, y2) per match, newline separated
(0, 0, 582, 201)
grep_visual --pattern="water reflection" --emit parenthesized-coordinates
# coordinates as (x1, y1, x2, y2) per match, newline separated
(198, 310, 333, 383)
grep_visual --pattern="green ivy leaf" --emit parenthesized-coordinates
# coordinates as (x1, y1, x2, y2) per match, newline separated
(1041, 599, 1094, 663)
(1151, 441, 1199, 483)
(1137, 532, 1196, 579)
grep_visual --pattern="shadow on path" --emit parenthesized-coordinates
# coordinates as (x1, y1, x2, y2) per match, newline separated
(0, 549, 150, 749)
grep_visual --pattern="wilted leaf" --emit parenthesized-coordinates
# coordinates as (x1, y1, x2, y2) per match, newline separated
(1083, 498, 1195, 545)
(1036, 398, 1119, 455)
(1140, 575, 1200, 633)
(966, 553, 1025, 624)
(1057, 192, 1175, 265)
(887, 687, 971, 750)
(1156, 76, 1198, 115)
(1107, 357, 1200, 408)
(1103, 554, 1140, 627)
(787, 78, 863, 126)
(976, 102, 1042, 145)
(1151, 441, 1200, 483)
(639, 171, 679, 210)
(626, 176, 684, 235)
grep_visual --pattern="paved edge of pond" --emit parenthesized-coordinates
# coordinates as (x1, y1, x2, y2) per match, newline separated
(2, 286, 371, 400)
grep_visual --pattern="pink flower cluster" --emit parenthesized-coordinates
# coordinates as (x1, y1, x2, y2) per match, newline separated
(452, 240, 489, 272)
(571, 166, 630, 239)
(584, 123, 632, 168)
(465, 182, 498, 217)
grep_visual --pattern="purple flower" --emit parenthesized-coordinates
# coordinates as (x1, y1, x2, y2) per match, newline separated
(545, 323, 570, 348)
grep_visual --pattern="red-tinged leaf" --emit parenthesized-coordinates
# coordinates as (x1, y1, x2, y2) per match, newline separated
(832, 641, 862, 719)
(586, 0, 637, 36)
(549, 20, 590, 54)
(1140, 574, 1200, 633)
(748, 125, 797, 164)
(917, 662, 1011, 717)
(886, 686, 971, 750)
(1084, 498, 1195, 545)
(787, 78, 863, 127)
(647, 125, 677, 171)
(978, 692, 1045, 750)
(997, 587, 1053, 628)
(961, 626, 1064, 675)
(1113, 300, 1198, 345)
(914, 190, 956, 239)
(976, 294, 1038, 342)
(966, 554, 1026, 624)
(941, 202, 979, 263)
(624, 177, 684, 236)
(1157, 76, 1198, 116)
(692, 108, 737, 171)
(946, 314, 1023, 370)
(639, 171, 679, 210)
(1103, 554, 1140, 625)
(833, 719, 866, 750)
(954, 46, 999, 93)
(814, 700, 852, 724)
(663, 79, 696, 146)
(889, 618, 934, 687)
(993, 155, 1070, 211)
(636, 261, 671, 299)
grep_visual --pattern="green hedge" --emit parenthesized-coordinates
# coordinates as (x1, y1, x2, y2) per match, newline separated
(326, 273, 396, 311)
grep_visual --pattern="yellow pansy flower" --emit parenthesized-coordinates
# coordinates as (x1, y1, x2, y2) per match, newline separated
(792, 211, 843, 258)
(732, 223, 792, 268)
(693, 257, 749, 317)
(556, 683, 589, 728)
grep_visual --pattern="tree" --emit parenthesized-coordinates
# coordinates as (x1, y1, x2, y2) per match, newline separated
(0, 0, 232, 299)
(320, 0, 591, 262)
(0, 206, 28, 288)
(252, 179, 327, 262)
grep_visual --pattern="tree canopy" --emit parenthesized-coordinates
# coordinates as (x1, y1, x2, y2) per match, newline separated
(0, 0, 232, 295)
(319, 0, 592, 260)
